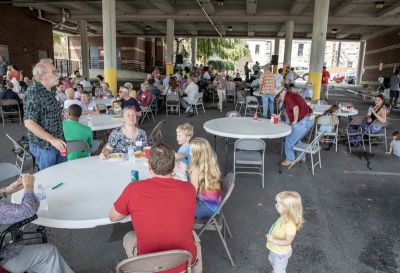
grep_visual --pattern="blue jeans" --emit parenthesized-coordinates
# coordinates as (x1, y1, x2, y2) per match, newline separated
(195, 199, 214, 219)
(30, 145, 67, 170)
(262, 94, 275, 117)
(284, 116, 315, 161)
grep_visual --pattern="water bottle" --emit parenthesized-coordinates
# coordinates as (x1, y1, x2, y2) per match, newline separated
(367, 106, 372, 116)
(128, 147, 135, 164)
(35, 184, 48, 212)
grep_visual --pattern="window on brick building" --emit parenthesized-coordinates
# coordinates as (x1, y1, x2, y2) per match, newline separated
(347, 61, 353, 68)
(255, 44, 260, 54)
(298, 44, 304, 57)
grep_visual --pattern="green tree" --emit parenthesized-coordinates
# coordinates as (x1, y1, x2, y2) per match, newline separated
(198, 38, 249, 64)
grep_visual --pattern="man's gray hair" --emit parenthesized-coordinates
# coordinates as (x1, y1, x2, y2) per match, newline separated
(32, 58, 53, 82)
(124, 82, 133, 90)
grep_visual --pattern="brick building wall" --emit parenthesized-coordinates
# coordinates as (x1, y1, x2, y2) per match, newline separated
(361, 29, 400, 85)
(0, 4, 54, 78)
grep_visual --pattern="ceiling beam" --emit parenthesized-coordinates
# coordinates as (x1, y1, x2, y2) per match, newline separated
(246, 0, 257, 16)
(149, 0, 175, 14)
(117, 22, 144, 35)
(200, 0, 215, 16)
(336, 26, 368, 39)
(13, 3, 60, 14)
(290, 0, 309, 16)
(116, 1, 138, 15)
(247, 23, 255, 36)
(277, 25, 285, 37)
(376, 3, 400, 17)
(361, 26, 400, 40)
(63, 2, 98, 14)
(332, 0, 358, 16)
(181, 23, 198, 36)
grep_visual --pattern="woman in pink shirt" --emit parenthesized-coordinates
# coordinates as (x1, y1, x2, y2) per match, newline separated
(137, 83, 153, 107)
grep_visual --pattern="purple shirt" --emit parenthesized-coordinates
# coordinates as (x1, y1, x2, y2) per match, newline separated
(0, 190, 39, 265)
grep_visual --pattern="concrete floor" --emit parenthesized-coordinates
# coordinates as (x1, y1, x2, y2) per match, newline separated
(1, 87, 399, 273)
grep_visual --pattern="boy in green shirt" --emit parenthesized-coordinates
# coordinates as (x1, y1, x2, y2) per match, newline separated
(63, 104, 101, 160)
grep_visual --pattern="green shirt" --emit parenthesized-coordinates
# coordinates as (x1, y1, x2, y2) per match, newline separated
(24, 82, 64, 149)
(62, 119, 93, 160)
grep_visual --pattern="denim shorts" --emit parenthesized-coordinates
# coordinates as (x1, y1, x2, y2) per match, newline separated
(390, 90, 399, 98)
(268, 249, 292, 273)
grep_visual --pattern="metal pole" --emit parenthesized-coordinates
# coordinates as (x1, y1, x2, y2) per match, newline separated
(336, 41, 341, 67)
(309, 0, 330, 100)
(102, 0, 117, 95)
(191, 37, 197, 66)
(356, 41, 366, 85)
(274, 38, 280, 73)
(79, 20, 89, 80)
(283, 20, 294, 67)
(166, 19, 174, 75)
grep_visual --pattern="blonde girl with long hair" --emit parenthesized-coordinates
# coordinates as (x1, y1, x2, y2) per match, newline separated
(266, 191, 304, 273)
(188, 137, 222, 218)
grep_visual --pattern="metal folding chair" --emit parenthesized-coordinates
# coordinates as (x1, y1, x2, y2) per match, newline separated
(66, 140, 91, 158)
(315, 115, 339, 152)
(5, 134, 35, 172)
(166, 94, 180, 116)
(1, 99, 22, 127)
(363, 118, 389, 153)
(116, 249, 192, 273)
(244, 96, 259, 116)
(148, 120, 165, 146)
(194, 173, 235, 266)
(346, 116, 367, 154)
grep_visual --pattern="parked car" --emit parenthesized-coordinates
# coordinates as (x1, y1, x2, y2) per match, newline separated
(333, 75, 345, 83)
(346, 75, 356, 84)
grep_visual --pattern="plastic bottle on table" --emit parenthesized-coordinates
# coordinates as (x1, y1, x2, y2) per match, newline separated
(35, 184, 48, 212)
(128, 147, 135, 164)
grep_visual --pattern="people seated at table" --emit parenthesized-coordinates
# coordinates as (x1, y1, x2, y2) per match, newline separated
(108, 143, 202, 273)
(386, 131, 400, 157)
(80, 92, 99, 113)
(74, 84, 83, 100)
(23, 76, 33, 89)
(137, 84, 153, 107)
(299, 81, 313, 101)
(80, 77, 92, 92)
(99, 107, 147, 159)
(63, 88, 83, 110)
(175, 123, 194, 166)
(251, 74, 260, 92)
(151, 66, 160, 79)
(278, 88, 314, 167)
(7, 64, 23, 82)
(55, 82, 67, 106)
(63, 76, 72, 91)
(165, 76, 181, 95)
(97, 74, 105, 86)
(318, 104, 339, 133)
(188, 137, 222, 218)
(109, 100, 122, 116)
(72, 70, 84, 89)
(147, 78, 160, 98)
(63, 104, 101, 160)
(100, 82, 113, 98)
(0, 174, 75, 273)
(350, 94, 388, 146)
(181, 77, 199, 115)
(118, 85, 141, 116)
(1, 82, 23, 114)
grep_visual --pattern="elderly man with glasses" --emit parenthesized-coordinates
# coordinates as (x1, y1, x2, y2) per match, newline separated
(118, 85, 142, 117)
(24, 59, 67, 170)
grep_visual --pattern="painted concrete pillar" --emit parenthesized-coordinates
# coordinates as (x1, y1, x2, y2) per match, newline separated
(191, 37, 197, 65)
(357, 40, 366, 85)
(309, 0, 330, 100)
(283, 20, 294, 67)
(79, 20, 89, 79)
(102, 0, 117, 95)
(166, 18, 174, 75)
(273, 38, 280, 73)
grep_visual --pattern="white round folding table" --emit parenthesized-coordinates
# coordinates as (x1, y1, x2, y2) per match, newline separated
(11, 156, 186, 229)
(203, 117, 292, 173)
(94, 98, 113, 107)
(79, 114, 123, 131)
(310, 104, 359, 117)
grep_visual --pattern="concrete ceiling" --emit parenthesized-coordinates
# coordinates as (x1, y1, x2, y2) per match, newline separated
(8, 0, 400, 40)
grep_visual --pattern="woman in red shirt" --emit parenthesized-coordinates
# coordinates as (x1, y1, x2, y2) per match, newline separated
(7, 65, 22, 81)
(137, 84, 153, 107)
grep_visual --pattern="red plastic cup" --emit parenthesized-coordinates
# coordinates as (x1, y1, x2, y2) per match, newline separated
(346, 104, 351, 110)
(60, 147, 67, 157)
(99, 94, 103, 98)
(273, 115, 279, 124)
(144, 146, 151, 158)
(253, 113, 258, 120)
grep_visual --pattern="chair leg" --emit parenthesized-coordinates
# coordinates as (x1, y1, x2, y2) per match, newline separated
(368, 134, 371, 154)
(311, 153, 315, 175)
(215, 222, 235, 266)
(347, 132, 352, 154)
(202, 103, 205, 115)
(319, 150, 322, 168)
(221, 213, 233, 239)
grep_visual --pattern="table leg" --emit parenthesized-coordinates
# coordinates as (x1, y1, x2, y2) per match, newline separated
(213, 135, 217, 151)
(224, 138, 228, 175)
(279, 138, 284, 174)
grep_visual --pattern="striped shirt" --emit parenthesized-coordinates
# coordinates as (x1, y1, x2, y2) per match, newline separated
(259, 70, 276, 95)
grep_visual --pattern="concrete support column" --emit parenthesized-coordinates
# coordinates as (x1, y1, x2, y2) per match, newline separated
(166, 19, 174, 75)
(357, 40, 366, 85)
(273, 38, 280, 73)
(79, 20, 89, 79)
(283, 20, 294, 67)
(309, 0, 330, 100)
(191, 37, 197, 65)
(102, 0, 117, 95)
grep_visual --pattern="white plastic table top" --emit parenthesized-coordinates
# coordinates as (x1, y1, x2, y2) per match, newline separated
(79, 114, 123, 131)
(203, 117, 292, 139)
(94, 98, 113, 107)
(11, 156, 187, 229)
(253, 91, 261, 97)
(310, 104, 359, 117)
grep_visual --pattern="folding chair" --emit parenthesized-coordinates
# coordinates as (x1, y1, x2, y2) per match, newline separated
(0, 163, 20, 186)
(233, 139, 265, 188)
(244, 96, 259, 116)
(315, 115, 339, 152)
(97, 103, 107, 114)
(148, 120, 165, 146)
(194, 173, 235, 266)
(6, 134, 35, 172)
(364, 118, 389, 153)
(234, 91, 246, 113)
(150, 94, 159, 116)
(346, 116, 367, 154)
(187, 92, 205, 116)
(116, 250, 192, 273)
(289, 132, 325, 175)
(226, 81, 235, 102)
(1, 99, 22, 126)
(140, 104, 156, 125)
(166, 94, 180, 116)
(66, 140, 91, 159)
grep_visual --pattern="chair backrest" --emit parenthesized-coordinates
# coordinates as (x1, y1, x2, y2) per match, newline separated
(245, 96, 258, 104)
(226, 111, 241, 118)
(0, 163, 20, 184)
(196, 92, 204, 103)
(234, 138, 265, 151)
(308, 132, 325, 149)
(66, 140, 90, 154)
(1, 99, 19, 106)
(236, 91, 244, 100)
(97, 104, 107, 111)
(166, 94, 179, 102)
(317, 115, 339, 126)
(116, 249, 192, 273)
(219, 173, 235, 208)
(6, 134, 31, 157)
(149, 120, 165, 145)
(347, 115, 366, 127)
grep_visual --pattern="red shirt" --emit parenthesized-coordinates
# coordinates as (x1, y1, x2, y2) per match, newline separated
(284, 92, 313, 123)
(138, 91, 153, 107)
(114, 177, 197, 273)
(322, 70, 330, 84)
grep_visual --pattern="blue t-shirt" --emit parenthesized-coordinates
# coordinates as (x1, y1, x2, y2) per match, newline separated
(177, 144, 191, 166)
